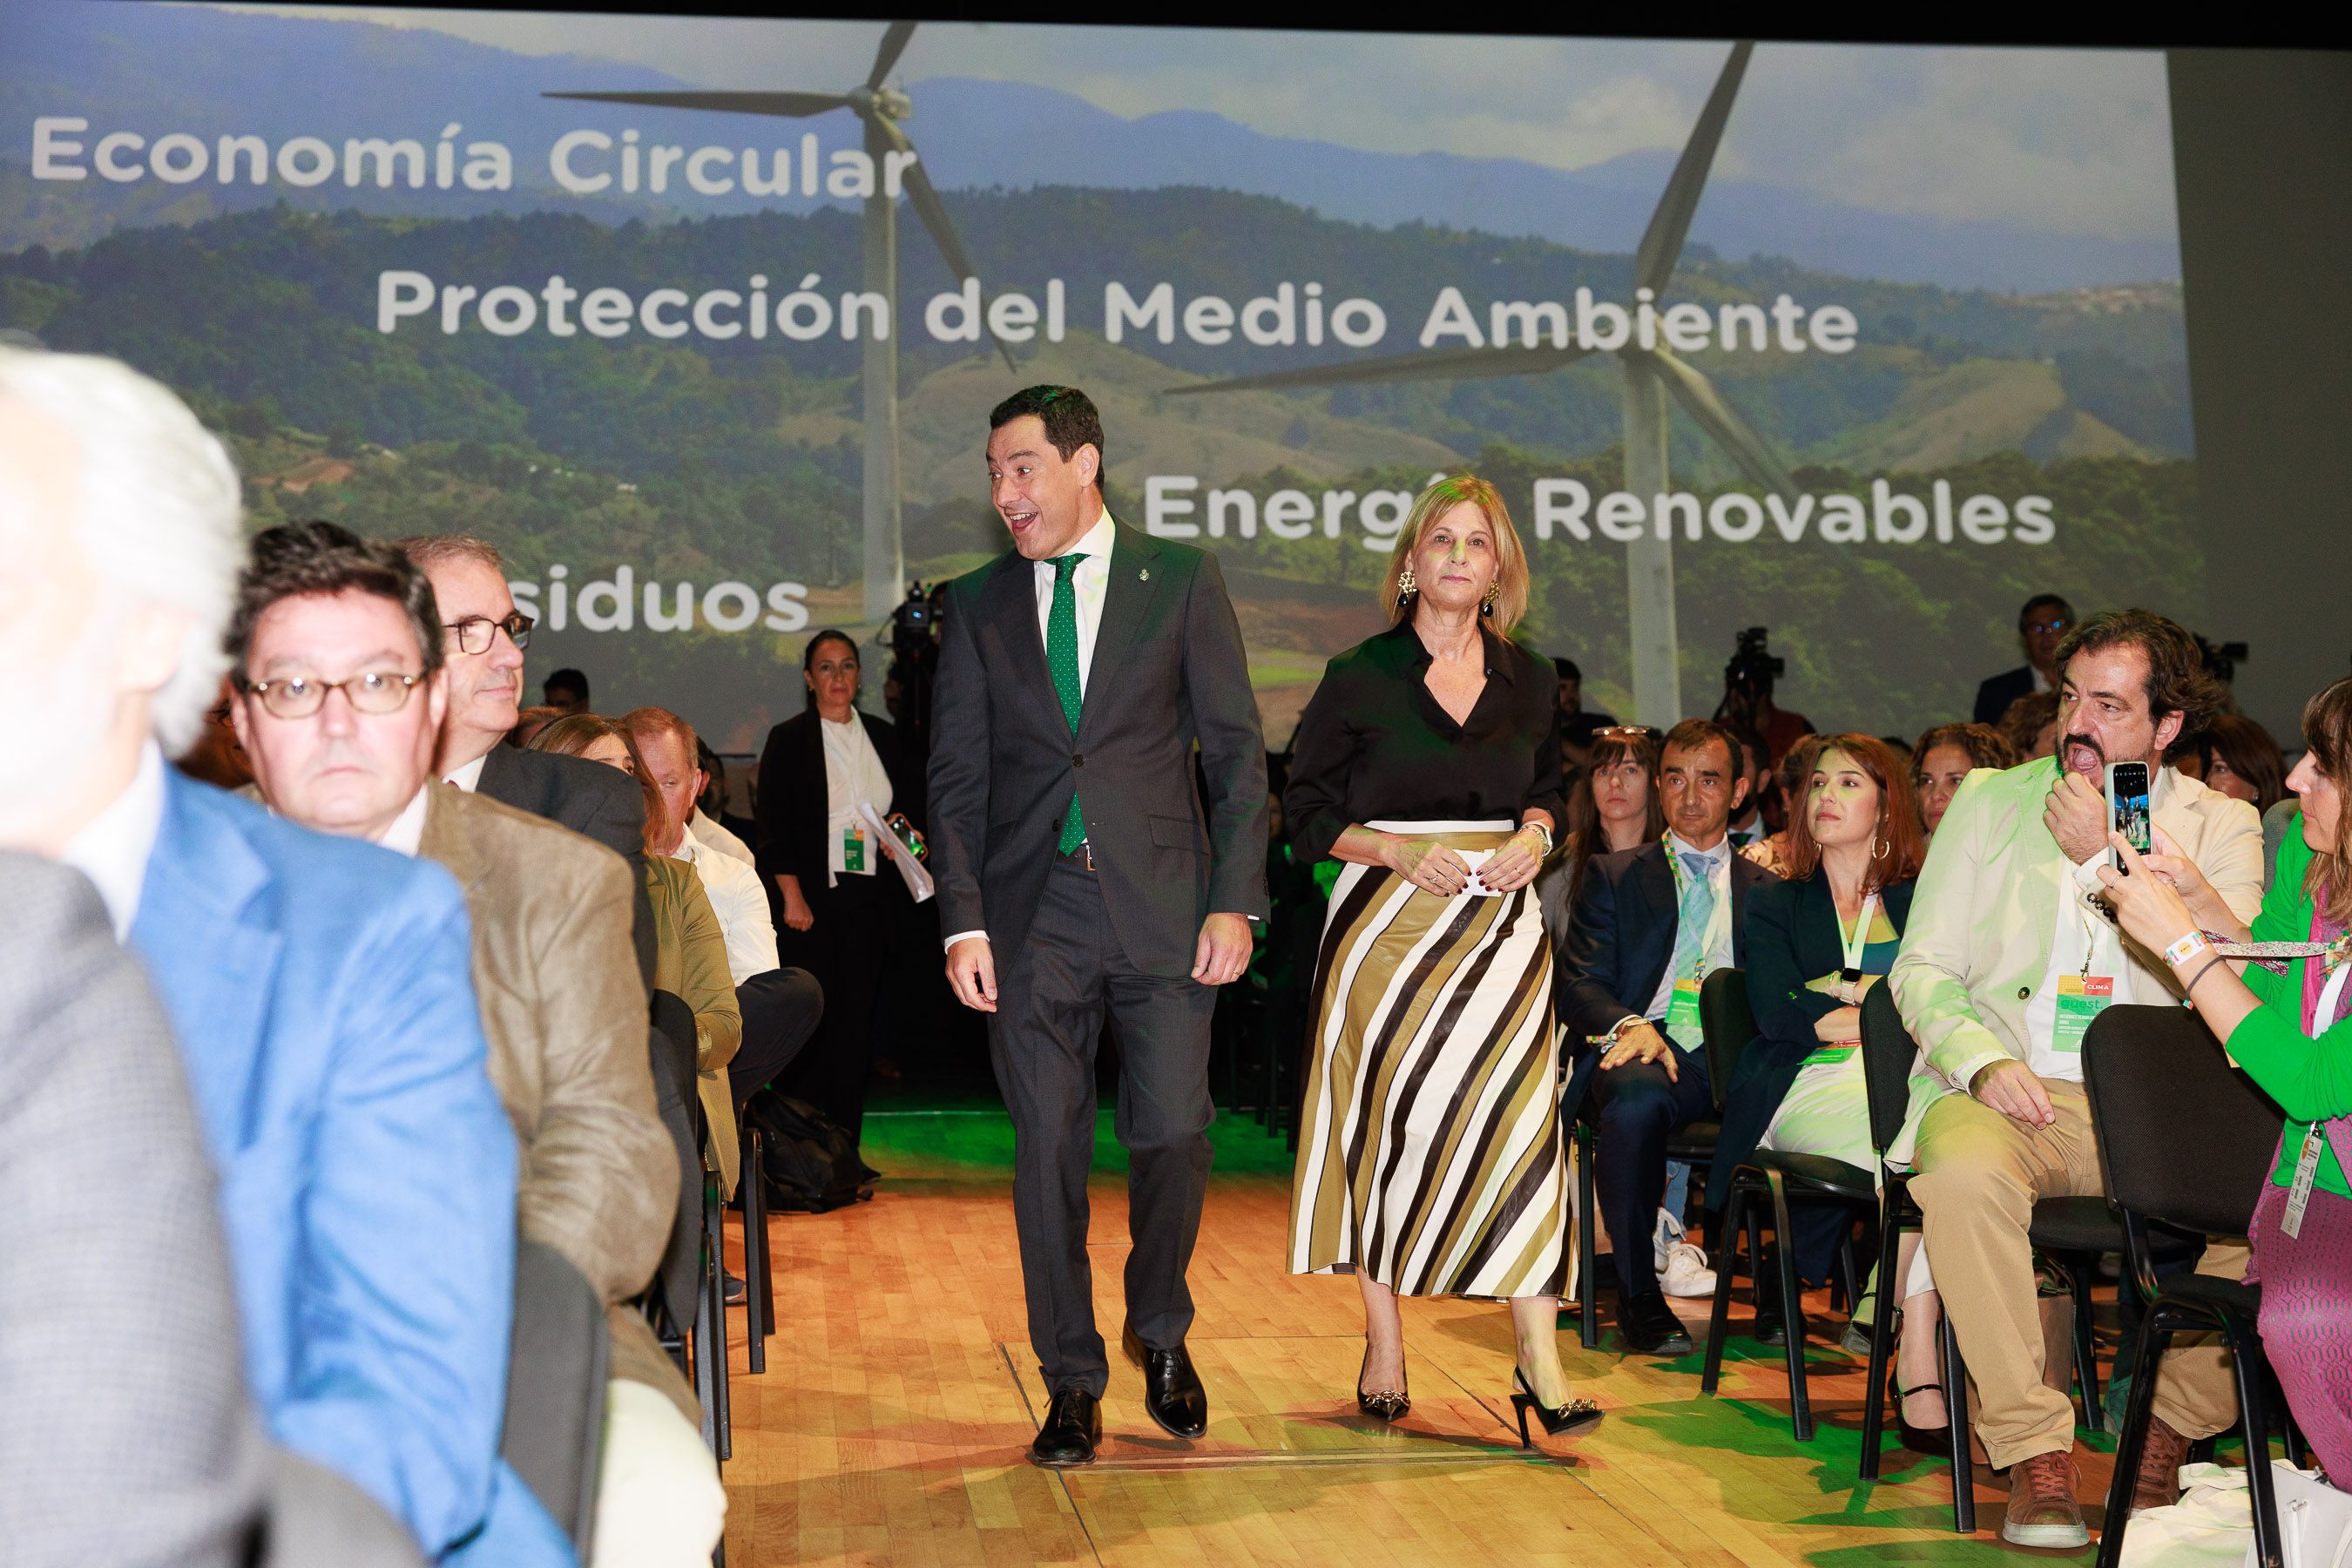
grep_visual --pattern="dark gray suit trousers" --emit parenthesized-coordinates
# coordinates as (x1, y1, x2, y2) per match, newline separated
(990, 857, 1216, 1396)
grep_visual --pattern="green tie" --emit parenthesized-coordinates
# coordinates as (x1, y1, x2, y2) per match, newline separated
(1048, 552, 1087, 854)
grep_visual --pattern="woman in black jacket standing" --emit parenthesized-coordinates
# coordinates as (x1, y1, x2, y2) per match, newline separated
(754, 630, 918, 1164)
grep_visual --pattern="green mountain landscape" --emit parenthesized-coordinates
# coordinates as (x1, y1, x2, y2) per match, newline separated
(0, 187, 2200, 744)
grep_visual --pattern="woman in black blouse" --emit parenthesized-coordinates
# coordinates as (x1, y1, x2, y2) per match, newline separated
(1284, 475, 1599, 1447)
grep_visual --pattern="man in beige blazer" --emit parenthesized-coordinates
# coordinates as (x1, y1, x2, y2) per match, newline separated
(228, 521, 725, 1566)
(1890, 609, 2263, 1548)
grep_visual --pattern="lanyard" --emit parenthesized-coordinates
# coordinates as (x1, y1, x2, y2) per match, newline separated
(1666, 845, 1733, 980)
(1837, 891, 1881, 983)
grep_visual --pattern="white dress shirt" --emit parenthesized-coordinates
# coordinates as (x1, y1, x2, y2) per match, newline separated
(2014, 767, 2173, 1084)
(674, 822, 780, 988)
(946, 510, 1117, 953)
(818, 712, 894, 887)
(375, 786, 432, 858)
(691, 808, 756, 868)
(1639, 830, 1736, 1022)
(58, 740, 168, 940)
(1030, 509, 1116, 700)
(443, 752, 490, 793)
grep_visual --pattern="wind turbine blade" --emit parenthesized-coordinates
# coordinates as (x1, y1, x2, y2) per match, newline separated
(544, 89, 851, 118)
(1633, 40, 1752, 296)
(867, 22, 916, 90)
(888, 133, 1020, 374)
(1644, 346, 1801, 498)
(1166, 340, 1594, 395)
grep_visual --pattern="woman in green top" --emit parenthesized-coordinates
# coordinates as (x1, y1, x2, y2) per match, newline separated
(2099, 676, 2352, 1481)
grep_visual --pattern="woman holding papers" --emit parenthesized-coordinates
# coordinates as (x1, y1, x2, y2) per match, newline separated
(754, 629, 922, 1165)
(1281, 476, 1598, 1447)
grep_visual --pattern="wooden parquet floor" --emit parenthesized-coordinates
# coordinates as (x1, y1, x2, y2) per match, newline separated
(717, 1106, 2092, 1565)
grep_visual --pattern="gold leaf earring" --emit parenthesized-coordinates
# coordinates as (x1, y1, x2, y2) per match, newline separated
(1396, 566, 1417, 598)
(1481, 585, 1500, 615)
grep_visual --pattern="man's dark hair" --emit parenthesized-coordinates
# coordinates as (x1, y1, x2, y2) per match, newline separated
(1552, 656, 1582, 682)
(2018, 592, 2074, 632)
(1660, 717, 1738, 775)
(1720, 720, 1769, 780)
(544, 667, 588, 702)
(989, 384, 1105, 472)
(226, 519, 442, 679)
(2054, 607, 2225, 733)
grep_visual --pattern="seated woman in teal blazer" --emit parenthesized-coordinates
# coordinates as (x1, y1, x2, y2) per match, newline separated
(1713, 735, 1944, 1443)
(2099, 675, 2352, 1483)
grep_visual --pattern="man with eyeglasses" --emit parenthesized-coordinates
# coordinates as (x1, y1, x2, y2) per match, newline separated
(0, 348, 564, 1564)
(233, 521, 724, 1567)
(1974, 593, 2076, 726)
(400, 534, 656, 988)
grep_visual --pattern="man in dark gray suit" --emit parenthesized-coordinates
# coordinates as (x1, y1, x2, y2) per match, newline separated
(930, 385, 1269, 1467)
(0, 854, 263, 1566)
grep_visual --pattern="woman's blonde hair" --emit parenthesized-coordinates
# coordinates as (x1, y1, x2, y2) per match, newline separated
(1380, 474, 1531, 632)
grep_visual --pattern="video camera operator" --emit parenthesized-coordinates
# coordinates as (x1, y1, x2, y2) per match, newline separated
(1714, 627, 1814, 766)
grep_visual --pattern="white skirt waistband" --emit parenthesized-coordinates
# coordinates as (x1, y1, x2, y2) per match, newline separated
(1365, 819, 1515, 833)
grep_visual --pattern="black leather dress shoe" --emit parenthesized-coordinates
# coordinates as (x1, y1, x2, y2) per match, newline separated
(1752, 1293, 1788, 1347)
(1122, 1323, 1209, 1438)
(1619, 1289, 1694, 1356)
(1029, 1388, 1102, 1468)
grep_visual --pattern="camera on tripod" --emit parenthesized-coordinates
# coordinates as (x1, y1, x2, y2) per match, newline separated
(1725, 627, 1784, 694)
(2195, 634, 2249, 686)
(891, 579, 943, 665)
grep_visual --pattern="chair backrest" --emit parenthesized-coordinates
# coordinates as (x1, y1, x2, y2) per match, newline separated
(646, 990, 703, 1335)
(1858, 984, 1918, 1158)
(501, 1239, 610, 1561)
(2083, 1004, 2285, 1240)
(1699, 967, 1755, 1112)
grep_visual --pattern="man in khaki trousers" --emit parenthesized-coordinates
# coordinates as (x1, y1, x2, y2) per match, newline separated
(1889, 610, 2264, 1548)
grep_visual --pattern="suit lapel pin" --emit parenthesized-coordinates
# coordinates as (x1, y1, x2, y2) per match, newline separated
(1139, 568, 1150, 582)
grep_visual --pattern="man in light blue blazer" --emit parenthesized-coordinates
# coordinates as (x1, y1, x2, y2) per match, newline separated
(0, 346, 571, 1566)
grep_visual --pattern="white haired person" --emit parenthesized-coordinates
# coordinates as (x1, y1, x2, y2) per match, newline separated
(0, 347, 568, 1565)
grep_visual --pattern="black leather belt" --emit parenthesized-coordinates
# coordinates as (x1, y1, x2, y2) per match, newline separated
(1057, 841, 1096, 872)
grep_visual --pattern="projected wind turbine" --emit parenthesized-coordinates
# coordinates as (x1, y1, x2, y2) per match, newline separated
(1166, 42, 1794, 725)
(550, 21, 1017, 623)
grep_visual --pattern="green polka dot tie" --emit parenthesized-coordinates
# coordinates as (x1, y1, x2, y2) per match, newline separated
(1048, 552, 1087, 855)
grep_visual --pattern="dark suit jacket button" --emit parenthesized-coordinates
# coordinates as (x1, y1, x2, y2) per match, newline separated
(1071, 753, 1084, 767)
(2017, 985, 2031, 1000)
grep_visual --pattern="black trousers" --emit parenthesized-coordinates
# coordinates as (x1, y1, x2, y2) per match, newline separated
(730, 967, 822, 1113)
(778, 870, 895, 1150)
(990, 858, 1216, 1397)
(1590, 1037, 1714, 1301)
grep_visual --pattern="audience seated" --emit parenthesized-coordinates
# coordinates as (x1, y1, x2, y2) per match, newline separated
(510, 704, 562, 748)
(1710, 737, 1944, 1435)
(0, 346, 564, 1564)
(2096, 675, 2352, 1497)
(624, 705, 823, 1118)
(2193, 712, 2289, 817)
(399, 534, 656, 988)
(226, 523, 723, 1566)
(1541, 725, 1663, 950)
(0, 854, 266, 1568)
(1889, 608, 2263, 1547)
(1974, 592, 2073, 726)
(531, 716, 748, 1203)
(1911, 722, 2018, 840)
(1723, 722, 1774, 851)
(1559, 718, 1773, 1354)
(1740, 735, 1826, 878)
(543, 667, 591, 717)
(1999, 688, 2063, 761)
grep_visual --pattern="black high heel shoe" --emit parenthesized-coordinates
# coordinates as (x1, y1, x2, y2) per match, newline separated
(1889, 1369, 1950, 1454)
(1356, 1346, 1409, 1423)
(1511, 1366, 1605, 1446)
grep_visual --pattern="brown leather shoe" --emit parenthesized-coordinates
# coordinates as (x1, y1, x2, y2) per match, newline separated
(2002, 1450, 2090, 1549)
(2131, 1416, 2194, 1515)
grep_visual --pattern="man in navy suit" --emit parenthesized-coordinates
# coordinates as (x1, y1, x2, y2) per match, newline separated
(1559, 718, 1773, 1355)
(1972, 593, 2073, 726)
(0, 347, 568, 1566)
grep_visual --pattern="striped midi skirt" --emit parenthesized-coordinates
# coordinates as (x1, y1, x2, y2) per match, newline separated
(1286, 821, 1568, 1300)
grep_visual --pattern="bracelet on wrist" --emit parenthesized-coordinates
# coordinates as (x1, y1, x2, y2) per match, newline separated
(2177, 954, 2226, 1005)
(2162, 930, 2210, 968)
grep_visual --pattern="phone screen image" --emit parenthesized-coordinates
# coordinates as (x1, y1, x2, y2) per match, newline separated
(2108, 761, 2153, 855)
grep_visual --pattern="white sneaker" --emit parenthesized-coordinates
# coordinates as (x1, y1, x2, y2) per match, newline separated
(1652, 1207, 1686, 1274)
(1658, 1241, 1717, 1298)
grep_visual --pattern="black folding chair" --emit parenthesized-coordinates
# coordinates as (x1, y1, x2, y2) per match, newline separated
(739, 1119, 774, 1374)
(1854, 988, 2156, 1530)
(2084, 1005, 2291, 1568)
(501, 1239, 609, 1561)
(1700, 968, 1878, 1441)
